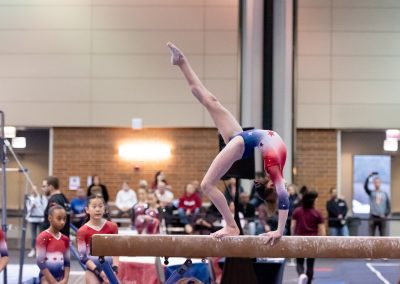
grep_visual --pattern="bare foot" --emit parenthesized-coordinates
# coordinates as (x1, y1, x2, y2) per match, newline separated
(167, 42, 184, 65)
(211, 226, 240, 238)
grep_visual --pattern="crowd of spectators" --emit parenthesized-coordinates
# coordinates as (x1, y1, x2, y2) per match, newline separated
(23, 169, 391, 284)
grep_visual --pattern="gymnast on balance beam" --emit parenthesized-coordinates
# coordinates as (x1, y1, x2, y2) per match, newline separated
(167, 42, 289, 245)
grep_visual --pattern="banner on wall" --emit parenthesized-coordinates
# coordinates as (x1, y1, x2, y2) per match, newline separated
(69, 176, 81, 190)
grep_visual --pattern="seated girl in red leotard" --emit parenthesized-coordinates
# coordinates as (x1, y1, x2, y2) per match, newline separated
(77, 194, 119, 283)
(167, 42, 289, 244)
(135, 192, 160, 234)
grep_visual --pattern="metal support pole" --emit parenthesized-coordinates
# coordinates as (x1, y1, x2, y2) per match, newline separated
(18, 176, 29, 284)
(99, 257, 119, 284)
(2, 142, 36, 284)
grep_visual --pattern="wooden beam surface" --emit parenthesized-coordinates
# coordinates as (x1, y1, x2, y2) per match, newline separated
(91, 235, 400, 259)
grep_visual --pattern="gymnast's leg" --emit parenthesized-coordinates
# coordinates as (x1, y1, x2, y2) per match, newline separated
(167, 42, 242, 143)
(168, 42, 243, 237)
(200, 137, 244, 237)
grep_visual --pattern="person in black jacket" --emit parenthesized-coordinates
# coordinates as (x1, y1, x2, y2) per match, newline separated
(326, 187, 349, 236)
(41, 176, 70, 237)
(87, 175, 109, 203)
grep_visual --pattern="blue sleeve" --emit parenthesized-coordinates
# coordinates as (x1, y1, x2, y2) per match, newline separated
(266, 165, 289, 210)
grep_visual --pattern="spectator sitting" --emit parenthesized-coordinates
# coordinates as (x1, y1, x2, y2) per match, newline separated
(178, 183, 202, 234)
(193, 207, 217, 235)
(155, 181, 174, 208)
(135, 192, 160, 234)
(238, 192, 256, 235)
(131, 188, 148, 229)
(151, 171, 168, 190)
(138, 179, 149, 192)
(26, 185, 48, 258)
(70, 188, 87, 229)
(191, 179, 202, 197)
(115, 182, 137, 218)
(87, 175, 109, 203)
(155, 181, 175, 225)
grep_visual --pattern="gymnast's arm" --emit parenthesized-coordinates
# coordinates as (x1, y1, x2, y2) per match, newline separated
(268, 165, 289, 236)
(36, 237, 59, 284)
(76, 229, 105, 280)
(61, 240, 70, 284)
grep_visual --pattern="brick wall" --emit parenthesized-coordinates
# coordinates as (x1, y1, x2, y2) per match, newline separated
(53, 127, 219, 201)
(53, 127, 338, 216)
(294, 129, 337, 216)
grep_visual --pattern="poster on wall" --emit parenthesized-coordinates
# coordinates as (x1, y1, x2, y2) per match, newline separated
(69, 176, 81, 190)
(352, 155, 391, 214)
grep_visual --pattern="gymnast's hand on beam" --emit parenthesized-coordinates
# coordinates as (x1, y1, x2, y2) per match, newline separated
(261, 230, 282, 246)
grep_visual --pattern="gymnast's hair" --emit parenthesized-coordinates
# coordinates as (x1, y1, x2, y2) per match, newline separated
(302, 190, 318, 209)
(48, 204, 65, 216)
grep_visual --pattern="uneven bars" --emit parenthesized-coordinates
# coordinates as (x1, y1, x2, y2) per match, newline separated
(0, 168, 27, 172)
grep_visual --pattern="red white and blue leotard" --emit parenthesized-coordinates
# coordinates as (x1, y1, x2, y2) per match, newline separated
(36, 230, 70, 281)
(234, 129, 289, 210)
(135, 206, 160, 234)
(0, 230, 8, 258)
(77, 220, 118, 269)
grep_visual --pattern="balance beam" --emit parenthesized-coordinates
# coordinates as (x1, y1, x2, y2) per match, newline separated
(91, 235, 400, 259)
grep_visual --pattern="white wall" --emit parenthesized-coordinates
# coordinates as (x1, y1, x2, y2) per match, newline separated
(0, 0, 239, 128)
(297, 0, 400, 129)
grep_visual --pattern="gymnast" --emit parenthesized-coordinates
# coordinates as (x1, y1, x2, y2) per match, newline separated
(167, 42, 289, 244)
(77, 194, 119, 283)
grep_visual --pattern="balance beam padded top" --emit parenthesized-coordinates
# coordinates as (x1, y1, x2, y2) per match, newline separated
(91, 235, 400, 259)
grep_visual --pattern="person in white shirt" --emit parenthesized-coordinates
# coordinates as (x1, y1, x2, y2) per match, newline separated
(26, 185, 48, 257)
(115, 182, 137, 217)
(155, 181, 174, 207)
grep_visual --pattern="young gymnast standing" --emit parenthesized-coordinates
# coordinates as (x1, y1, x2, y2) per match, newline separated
(36, 205, 70, 284)
(167, 42, 289, 244)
